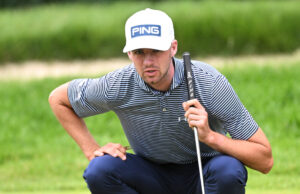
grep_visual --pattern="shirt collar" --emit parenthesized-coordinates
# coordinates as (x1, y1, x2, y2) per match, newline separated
(134, 57, 184, 95)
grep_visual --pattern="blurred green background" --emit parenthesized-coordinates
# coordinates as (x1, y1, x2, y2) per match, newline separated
(0, 0, 299, 193)
(0, 0, 299, 62)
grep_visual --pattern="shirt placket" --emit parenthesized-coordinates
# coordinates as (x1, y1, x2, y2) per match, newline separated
(158, 93, 170, 126)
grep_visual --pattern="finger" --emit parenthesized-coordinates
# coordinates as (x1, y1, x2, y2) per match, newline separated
(190, 99, 204, 109)
(187, 115, 207, 127)
(101, 147, 127, 160)
(94, 146, 112, 157)
(94, 149, 104, 157)
(182, 102, 188, 111)
(183, 99, 205, 110)
(182, 101, 196, 112)
(186, 113, 203, 121)
(118, 145, 127, 153)
(188, 117, 207, 126)
(184, 106, 195, 117)
(111, 143, 127, 154)
(185, 108, 206, 119)
(95, 143, 128, 160)
(112, 149, 127, 160)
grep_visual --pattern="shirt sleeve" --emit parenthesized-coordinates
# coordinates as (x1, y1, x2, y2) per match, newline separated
(67, 76, 111, 118)
(209, 75, 258, 140)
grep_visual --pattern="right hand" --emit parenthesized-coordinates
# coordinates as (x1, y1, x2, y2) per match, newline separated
(93, 143, 128, 161)
(182, 99, 213, 143)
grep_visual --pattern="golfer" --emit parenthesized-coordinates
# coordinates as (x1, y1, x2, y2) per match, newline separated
(49, 8, 273, 194)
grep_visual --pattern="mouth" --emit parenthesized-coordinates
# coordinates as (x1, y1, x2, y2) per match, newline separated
(147, 70, 156, 73)
(144, 69, 158, 77)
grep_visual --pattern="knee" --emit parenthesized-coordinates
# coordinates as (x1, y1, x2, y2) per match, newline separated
(206, 155, 247, 187)
(83, 155, 121, 190)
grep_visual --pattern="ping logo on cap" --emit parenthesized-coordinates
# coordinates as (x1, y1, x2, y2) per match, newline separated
(131, 25, 161, 38)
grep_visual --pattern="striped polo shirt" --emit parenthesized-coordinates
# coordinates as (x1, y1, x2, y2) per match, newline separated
(68, 58, 258, 164)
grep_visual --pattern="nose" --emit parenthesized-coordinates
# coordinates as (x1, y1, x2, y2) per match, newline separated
(143, 52, 154, 66)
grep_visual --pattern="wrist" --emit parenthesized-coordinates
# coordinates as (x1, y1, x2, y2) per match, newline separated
(87, 154, 95, 161)
(204, 131, 227, 152)
(84, 146, 101, 161)
(204, 130, 216, 146)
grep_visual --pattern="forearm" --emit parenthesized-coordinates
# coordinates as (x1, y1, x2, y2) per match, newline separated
(49, 83, 100, 161)
(183, 99, 273, 174)
(205, 128, 273, 173)
(52, 103, 100, 160)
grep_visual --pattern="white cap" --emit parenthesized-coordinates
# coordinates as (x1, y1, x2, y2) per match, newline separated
(123, 8, 174, 53)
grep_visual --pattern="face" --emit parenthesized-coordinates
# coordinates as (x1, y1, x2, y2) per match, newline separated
(128, 40, 178, 91)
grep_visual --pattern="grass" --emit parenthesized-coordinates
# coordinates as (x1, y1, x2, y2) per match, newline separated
(4, 191, 299, 194)
(3, 190, 300, 194)
(5, 191, 299, 194)
(0, 61, 299, 193)
(223, 63, 300, 192)
(0, 77, 128, 192)
(0, 1, 300, 62)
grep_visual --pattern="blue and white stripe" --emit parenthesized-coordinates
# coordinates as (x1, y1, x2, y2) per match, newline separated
(68, 58, 258, 164)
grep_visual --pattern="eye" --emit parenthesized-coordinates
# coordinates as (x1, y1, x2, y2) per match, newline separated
(152, 49, 161, 53)
(133, 49, 144, 55)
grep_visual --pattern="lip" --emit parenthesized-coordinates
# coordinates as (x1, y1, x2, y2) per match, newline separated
(144, 68, 158, 76)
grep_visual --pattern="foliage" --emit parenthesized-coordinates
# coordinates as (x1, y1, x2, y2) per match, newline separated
(1, 0, 198, 8)
(0, 1, 299, 63)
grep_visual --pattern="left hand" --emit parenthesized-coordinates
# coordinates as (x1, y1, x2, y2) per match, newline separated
(182, 99, 212, 142)
(93, 143, 128, 161)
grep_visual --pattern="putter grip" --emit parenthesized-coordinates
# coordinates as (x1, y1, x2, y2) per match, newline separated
(183, 52, 206, 194)
(183, 52, 195, 100)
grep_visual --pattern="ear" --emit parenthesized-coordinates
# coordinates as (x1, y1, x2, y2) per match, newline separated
(170, 40, 178, 57)
(127, 51, 133, 61)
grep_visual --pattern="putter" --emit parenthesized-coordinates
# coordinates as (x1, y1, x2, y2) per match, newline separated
(183, 52, 205, 194)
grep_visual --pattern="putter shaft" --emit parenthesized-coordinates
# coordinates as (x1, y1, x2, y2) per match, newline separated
(194, 127, 205, 194)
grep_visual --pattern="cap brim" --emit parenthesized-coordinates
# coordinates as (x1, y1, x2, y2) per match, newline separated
(123, 37, 171, 53)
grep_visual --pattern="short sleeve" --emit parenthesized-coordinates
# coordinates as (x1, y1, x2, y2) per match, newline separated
(67, 77, 111, 118)
(210, 75, 258, 140)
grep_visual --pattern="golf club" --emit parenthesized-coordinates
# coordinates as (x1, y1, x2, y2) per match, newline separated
(183, 52, 205, 194)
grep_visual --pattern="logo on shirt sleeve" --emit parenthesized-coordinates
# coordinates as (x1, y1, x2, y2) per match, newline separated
(131, 25, 161, 38)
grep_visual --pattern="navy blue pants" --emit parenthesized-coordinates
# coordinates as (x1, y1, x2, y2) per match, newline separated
(83, 153, 247, 194)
